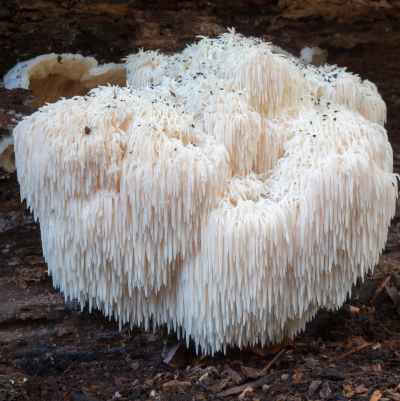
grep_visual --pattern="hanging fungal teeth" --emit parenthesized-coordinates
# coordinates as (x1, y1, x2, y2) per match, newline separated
(14, 29, 396, 356)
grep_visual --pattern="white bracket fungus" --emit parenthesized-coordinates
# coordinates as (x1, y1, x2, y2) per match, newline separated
(4, 53, 126, 107)
(13, 29, 397, 355)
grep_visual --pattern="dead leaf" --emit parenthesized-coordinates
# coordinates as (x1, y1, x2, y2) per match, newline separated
(343, 384, 352, 392)
(372, 343, 381, 350)
(345, 391, 355, 399)
(370, 390, 382, 401)
(354, 385, 368, 394)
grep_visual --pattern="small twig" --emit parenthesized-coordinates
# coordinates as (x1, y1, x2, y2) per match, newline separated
(0, 172, 11, 180)
(60, 361, 76, 377)
(217, 370, 288, 398)
(335, 342, 371, 360)
(369, 276, 391, 304)
(262, 347, 285, 372)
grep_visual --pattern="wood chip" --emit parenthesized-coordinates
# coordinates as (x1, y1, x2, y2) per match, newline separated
(349, 305, 360, 313)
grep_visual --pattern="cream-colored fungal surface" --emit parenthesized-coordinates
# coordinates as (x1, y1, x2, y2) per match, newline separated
(4, 53, 126, 107)
(13, 29, 396, 354)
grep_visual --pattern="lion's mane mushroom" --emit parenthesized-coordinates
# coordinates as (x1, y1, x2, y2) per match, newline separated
(13, 29, 397, 354)
(14, 84, 230, 330)
(302, 64, 386, 125)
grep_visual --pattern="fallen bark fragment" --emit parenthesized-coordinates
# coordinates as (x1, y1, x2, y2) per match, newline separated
(217, 374, 276, 398)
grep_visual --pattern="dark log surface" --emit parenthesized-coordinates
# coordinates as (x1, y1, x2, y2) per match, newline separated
(1, 0, 400, 147)
(1, 1, 400, 400)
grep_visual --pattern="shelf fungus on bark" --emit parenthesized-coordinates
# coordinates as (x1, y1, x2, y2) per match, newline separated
(13, 29, 397, 354)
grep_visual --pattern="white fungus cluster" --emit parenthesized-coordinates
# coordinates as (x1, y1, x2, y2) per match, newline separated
(14, 29, 396, 354)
